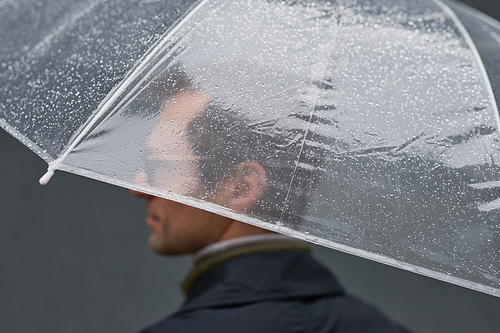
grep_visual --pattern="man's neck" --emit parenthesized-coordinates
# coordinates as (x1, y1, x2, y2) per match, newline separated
(217, 220, 274, 242)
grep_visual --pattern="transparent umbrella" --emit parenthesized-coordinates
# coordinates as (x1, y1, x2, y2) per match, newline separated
(1, 0, 500, 297)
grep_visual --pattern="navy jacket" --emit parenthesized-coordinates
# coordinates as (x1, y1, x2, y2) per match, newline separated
(140, 249, 411, 332)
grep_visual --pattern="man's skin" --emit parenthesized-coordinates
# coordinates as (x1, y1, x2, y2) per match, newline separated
(131, 89, 271, 255)
(131, 191, 271, 255)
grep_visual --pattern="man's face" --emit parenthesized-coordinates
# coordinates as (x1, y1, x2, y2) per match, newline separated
(142, 195, 233, 254)
(145, 89, 209, 197)
(135, 89, 234, 255)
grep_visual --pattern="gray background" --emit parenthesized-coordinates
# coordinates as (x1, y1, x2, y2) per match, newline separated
(2, 1, 500, 332)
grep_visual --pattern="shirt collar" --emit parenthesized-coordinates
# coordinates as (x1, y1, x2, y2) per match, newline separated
(183, 234, 310, 295)
(193, 233, 302, 263)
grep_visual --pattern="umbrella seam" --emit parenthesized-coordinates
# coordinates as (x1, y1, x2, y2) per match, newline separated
(38, 0, 212, 184)
(434, 0, 500, 133)
(278, 47, 332, 226)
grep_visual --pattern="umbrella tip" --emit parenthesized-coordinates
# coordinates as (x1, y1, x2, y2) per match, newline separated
(39, 169, 55, 185)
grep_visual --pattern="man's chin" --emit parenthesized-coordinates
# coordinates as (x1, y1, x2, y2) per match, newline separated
(149, 235, 168, 255)
(148, 236, 185, 255)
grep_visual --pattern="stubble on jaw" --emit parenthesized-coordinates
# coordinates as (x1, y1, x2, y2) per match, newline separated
(145, 195, 233, 255)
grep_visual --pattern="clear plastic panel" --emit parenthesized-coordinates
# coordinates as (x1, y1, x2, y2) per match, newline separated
(0, 0, 198, 159)
(2, 0, 500, 296)
(446, 0, 500, 112)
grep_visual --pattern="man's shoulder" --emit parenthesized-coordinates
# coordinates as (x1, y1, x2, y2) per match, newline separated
(140, 250, 411, 333)
(139, 298, 305, 333)
(140, 293, 410, 333)
(182, 249, 344, 310)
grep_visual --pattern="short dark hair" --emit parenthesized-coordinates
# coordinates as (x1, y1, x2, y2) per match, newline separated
(187, 102, 323, 222)
(147, 66, 195, 107)
(150, 65, 324, 221)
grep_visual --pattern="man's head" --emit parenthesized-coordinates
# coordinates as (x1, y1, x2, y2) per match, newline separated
(133, 64, 323, 254)
(133, 84, 270, 255)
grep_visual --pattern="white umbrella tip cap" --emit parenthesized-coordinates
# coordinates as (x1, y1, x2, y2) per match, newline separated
(39, 170, 55, 185)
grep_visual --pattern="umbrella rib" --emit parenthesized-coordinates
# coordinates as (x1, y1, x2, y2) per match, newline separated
(27, 0, 101, 60)
(277, 48, 332, 226)
(433, 0, 500, 131)
(38, 0, 212, 185)
(462, 2, 500, 31)
(277, 119, 313, 226)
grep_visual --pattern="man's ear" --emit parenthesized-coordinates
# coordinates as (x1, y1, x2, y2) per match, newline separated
(215, 161, 267, 213)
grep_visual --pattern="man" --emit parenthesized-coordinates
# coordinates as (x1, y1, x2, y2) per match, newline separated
(131, 67, 411, 332)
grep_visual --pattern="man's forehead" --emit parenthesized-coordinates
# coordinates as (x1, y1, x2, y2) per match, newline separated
(159, 89, 211, 122)
(147, 89, 209, 159)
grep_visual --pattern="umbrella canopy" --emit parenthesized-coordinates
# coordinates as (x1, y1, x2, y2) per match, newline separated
(1, 0, 500, 296)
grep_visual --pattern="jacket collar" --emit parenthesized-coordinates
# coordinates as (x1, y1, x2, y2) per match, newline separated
(183, 240, 312, 295)
(180, 245, 344, 311)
